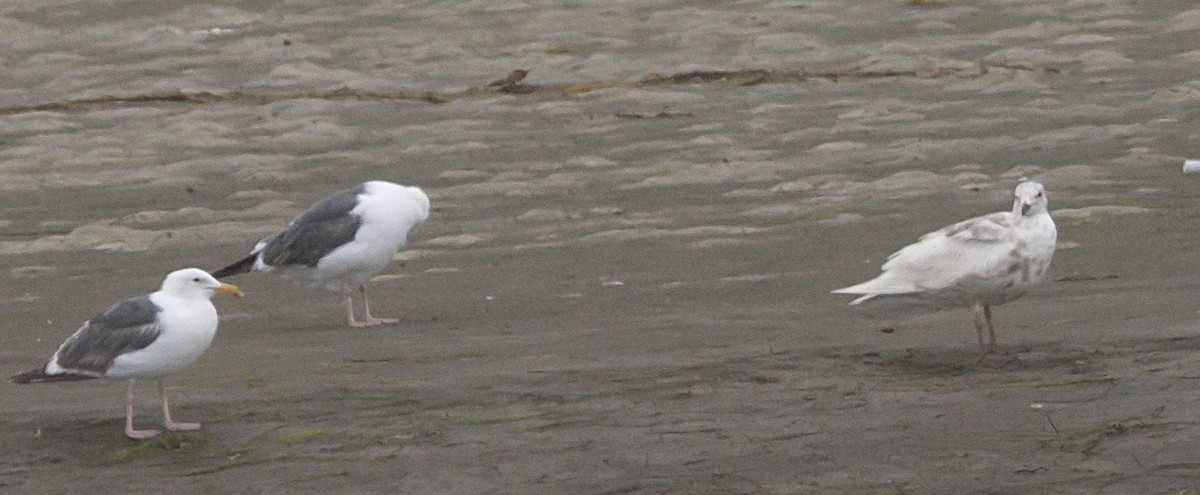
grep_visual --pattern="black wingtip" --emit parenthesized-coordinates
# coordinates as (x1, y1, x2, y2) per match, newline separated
(10, 368, 95, 385)
(10, 368, 43, 384)
(211, 254, 257, 279)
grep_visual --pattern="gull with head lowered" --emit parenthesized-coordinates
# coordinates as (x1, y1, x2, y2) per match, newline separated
(833, 181, 1057, 354)
(212, 181, 429, 328)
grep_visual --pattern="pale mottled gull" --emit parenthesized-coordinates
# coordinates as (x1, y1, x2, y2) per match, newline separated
(833, 181, 1057, 354)
(11, 268, 243, 440)
(213, 180, 430, 327)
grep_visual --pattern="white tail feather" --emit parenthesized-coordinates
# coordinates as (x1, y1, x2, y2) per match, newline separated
(832, 275, 919, 305)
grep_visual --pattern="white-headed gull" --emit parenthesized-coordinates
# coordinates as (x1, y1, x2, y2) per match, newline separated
(12, 268, 243, 440)
(833, 181, 1057, 354)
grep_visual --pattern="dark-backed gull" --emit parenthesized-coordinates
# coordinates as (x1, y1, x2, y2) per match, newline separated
(12, 268, 243, 440)
(213, 181, 430, 327)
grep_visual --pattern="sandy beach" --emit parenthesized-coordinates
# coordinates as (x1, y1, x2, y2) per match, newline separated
(4, 1, 1200, 493)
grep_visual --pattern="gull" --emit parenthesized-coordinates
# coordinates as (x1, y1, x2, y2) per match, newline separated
(11, 268, 243, 440)
(833, 181, 1057, 354)
(212, 181, 430, 327)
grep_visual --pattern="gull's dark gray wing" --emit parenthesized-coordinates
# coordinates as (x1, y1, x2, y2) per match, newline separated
(51, 295, 163, 376)
(259, 183, 366, 268)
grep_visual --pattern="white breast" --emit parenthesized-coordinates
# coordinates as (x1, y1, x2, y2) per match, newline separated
(312, 182, 430, 290)
(106, 293, 219, 378)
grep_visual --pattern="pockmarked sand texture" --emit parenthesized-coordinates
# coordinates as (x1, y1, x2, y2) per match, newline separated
(3, 1, 1200, 493)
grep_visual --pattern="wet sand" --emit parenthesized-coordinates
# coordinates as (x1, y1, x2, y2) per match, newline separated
(4, 1, 1200, 493)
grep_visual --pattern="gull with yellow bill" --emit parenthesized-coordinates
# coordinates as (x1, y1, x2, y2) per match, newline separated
(11, 268, 243, 440)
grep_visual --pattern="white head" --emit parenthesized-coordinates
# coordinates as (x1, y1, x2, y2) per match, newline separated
(408, 186, 431, 223)
(1012, 181, 1048, 217)
(160, 268, 244, 300)
(364, 181, 431, 224)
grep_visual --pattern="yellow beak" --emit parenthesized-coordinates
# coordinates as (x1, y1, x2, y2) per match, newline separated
(214, 282, 244, 298)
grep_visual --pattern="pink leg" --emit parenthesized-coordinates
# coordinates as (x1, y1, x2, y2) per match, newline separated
(984, 304, 998, 354)
(359, 285, 398, 326)
(344, 283, 371, 327)
(971, 303, 987, 356)
(124, 379, 161, 440)
(159, 381, 200, 432)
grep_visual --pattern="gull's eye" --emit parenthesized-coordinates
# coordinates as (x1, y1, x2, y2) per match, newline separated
(1036, 191, 1043, 198)
(192, 277, 201, 282)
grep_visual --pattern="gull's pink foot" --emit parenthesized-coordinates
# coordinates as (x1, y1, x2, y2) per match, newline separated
(124, 379, 161, 440)
(355, 286, 398, 327)
(157, 381, 199, 432)
(125, 428, 161, 440)
(347, 316, 397, 327)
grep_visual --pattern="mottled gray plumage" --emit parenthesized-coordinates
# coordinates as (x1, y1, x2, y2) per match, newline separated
(943, 213, 1011, 243)
(833, 181, 1057, 354)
